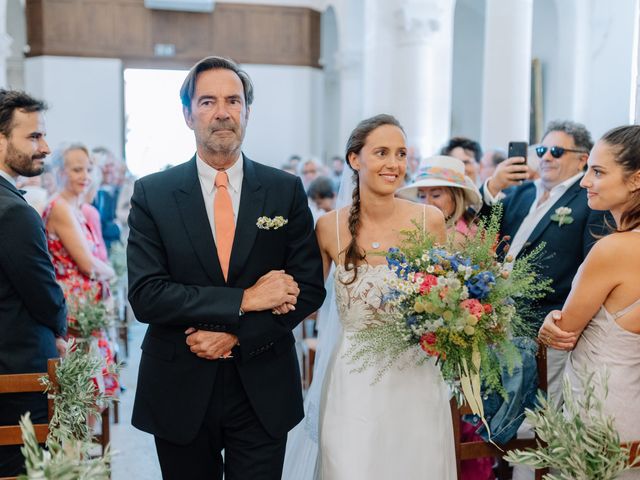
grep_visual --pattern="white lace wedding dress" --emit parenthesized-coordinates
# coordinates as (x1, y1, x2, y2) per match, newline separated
(319, 262, 456, 479)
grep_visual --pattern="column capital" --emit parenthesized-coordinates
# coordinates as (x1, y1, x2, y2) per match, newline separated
(394, 0, 450, 46)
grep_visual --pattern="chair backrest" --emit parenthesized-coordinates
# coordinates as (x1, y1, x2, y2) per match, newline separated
(450, 343, 549, 480)
(0, 359, 58, 447)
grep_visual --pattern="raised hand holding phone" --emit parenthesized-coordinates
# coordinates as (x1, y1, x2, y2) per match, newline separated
(486, 141, 531, 196)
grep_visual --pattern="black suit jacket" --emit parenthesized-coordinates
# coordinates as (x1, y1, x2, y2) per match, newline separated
(0, 177, 67, 376)
(128, 156, 326, 444)
(481, 179, 609, 328)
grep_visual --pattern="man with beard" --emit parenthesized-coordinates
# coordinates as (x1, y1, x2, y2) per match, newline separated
(127, 56, 325, 479)
(0, 90, 67, 476)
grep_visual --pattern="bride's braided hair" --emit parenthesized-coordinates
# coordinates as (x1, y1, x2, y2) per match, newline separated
(342, 114, 404, 284)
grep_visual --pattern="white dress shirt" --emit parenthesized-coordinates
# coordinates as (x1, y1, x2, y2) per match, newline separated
(507, 171, 584, 262)
(196, 153, 244, 245)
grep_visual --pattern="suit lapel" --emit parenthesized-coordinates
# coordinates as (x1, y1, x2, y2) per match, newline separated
(174, 157, 225, 285)
(0, 176, 26, 202)
(227, 157, 265, 285)
(523, 179, 582, 250)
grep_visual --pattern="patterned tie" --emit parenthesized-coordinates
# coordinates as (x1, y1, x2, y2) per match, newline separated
(214, 170, 235, 281)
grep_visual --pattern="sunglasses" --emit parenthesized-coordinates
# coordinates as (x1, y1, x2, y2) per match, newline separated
(535, 146, 587, 159)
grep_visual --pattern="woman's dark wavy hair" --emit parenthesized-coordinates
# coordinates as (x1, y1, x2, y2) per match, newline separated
(600, 125, 640, 232)
(341, 114, 404, 284)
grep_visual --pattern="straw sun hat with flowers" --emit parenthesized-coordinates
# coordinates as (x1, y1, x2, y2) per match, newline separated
(396, 156, 483, 215)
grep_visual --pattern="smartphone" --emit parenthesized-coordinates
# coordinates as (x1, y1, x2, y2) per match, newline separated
(508, 141, 528, 164)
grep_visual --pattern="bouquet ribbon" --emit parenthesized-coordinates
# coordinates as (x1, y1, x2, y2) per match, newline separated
(459, 345, 496, 446)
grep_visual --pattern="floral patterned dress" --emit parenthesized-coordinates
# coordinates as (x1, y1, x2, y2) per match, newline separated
(42, 198, 119, 396)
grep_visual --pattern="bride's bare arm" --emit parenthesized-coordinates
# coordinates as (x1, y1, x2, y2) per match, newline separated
(557, 235, 620, 332)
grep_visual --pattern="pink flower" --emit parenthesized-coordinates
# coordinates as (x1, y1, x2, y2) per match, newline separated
(483, 304, 493, 314)
(419, 274, 438, 294)
(461, 299, 484, 319)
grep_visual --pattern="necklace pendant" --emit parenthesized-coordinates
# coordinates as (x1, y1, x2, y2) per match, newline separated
(371, 242, 381, 249)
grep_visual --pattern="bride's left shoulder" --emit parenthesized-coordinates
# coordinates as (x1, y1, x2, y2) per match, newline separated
(395, 199, 444, 226)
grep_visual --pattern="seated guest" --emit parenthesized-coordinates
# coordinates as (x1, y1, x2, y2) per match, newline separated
(539, 126, 640, 480)
(307, 176, 337, 215)
(82, 160, 108, 262)
(43, 144, 118, 396)
(297, 157, 324, 191)
(91, 146, 121, 250)
(0, 89, 67, 477)
(441, 136, 482, 185)
(397, 155, 482, 246)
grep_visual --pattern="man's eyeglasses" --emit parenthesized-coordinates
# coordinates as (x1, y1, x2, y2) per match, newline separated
(535, 146, 588, 159)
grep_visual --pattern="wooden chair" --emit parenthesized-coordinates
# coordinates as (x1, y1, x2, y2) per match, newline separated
(0, 359, 58, 480)
(450, 344, 549, 480)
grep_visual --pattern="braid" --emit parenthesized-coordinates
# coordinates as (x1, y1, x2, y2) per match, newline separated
(343, 172, 365, 284)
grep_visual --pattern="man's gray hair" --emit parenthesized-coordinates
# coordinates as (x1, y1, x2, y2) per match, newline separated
(180, 56, 254, 111)
(543, 120, 594, 152)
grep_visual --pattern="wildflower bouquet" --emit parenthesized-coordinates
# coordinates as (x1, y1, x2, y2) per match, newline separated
(347, 206, 552, 421)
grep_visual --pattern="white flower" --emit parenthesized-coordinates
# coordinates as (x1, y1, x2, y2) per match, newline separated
(426, 265, 435, 273)
(256, 216, 289, 230)
(555, 207, 572, 216)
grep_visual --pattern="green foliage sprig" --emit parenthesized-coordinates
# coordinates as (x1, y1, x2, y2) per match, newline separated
(18, 413, 110, 480)
(504, 372, 639, 479)
(62, 284, 113, 340)
(40, 341, 115, 444)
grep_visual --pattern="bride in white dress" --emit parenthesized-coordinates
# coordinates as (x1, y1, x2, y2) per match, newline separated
(311, 114, 456, 479)
(539, 125, 640, 478)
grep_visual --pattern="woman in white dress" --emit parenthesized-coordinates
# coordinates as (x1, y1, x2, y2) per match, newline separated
(539, 125, 640, 478)
(311, 114, 456, 479)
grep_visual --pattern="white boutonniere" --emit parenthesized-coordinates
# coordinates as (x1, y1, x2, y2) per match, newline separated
(256, 216, 289, 230)
(550, 207, 574, 227)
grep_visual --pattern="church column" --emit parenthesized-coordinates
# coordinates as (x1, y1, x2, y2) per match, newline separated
(0, 0, 12, 88)
(480, 0, 534, 149)
(362, 0, 456, 157)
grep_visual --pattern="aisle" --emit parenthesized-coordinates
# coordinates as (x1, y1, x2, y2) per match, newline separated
(110, 320, 161, 479)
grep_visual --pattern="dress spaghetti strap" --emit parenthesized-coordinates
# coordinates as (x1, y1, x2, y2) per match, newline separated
(422, 204, 426, 234)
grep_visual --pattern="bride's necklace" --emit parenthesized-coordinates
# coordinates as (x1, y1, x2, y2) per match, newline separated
(371, 241, 381, 249)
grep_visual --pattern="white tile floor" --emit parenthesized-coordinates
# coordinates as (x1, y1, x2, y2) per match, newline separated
(110, 320, 161, 479)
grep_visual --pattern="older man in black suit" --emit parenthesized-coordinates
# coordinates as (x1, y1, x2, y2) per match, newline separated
(127, 56, 325, 479)
(481, 120, 609, 405)
(0, 90, 67, 476)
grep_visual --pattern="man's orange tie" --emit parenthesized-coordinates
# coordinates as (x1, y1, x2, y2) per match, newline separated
(214, 170, 234, 281)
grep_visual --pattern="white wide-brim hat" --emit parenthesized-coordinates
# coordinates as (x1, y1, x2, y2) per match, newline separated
(396, 155, 482, 210)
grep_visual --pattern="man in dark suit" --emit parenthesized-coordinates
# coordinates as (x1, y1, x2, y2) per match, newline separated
(0, 90, 67, 476)
(127, 56, 325, 480)
(480, 120, 608, 404)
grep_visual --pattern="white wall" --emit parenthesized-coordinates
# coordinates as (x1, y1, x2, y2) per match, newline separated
(236, 64, 323, 169)
(24, 56, 124, 157)
(582, 0, 637, 139)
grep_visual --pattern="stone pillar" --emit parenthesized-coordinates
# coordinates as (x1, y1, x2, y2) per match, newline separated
(0, 0, 12, 88)
(362, 0, 456, 157)
(480, 0, 534, 149)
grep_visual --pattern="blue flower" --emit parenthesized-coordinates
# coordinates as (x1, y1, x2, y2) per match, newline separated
(406, 315, 418, 327)
(465, 271, 496, 300)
